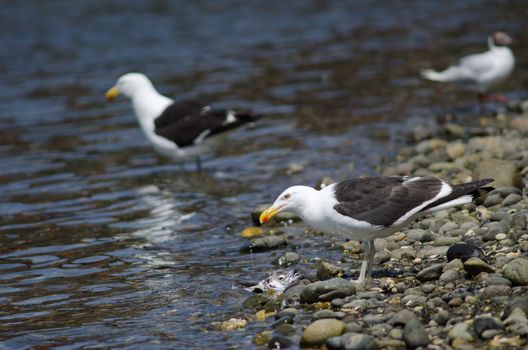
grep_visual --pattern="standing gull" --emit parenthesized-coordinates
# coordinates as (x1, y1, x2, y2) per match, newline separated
(105, 73, 259, 167)
(259, 176, 494, 283)
(421, 32, 515, 103)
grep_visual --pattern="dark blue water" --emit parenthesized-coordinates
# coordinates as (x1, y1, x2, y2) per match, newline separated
(0, 1, 526, 348)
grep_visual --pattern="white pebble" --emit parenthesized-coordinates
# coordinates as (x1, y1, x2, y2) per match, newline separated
(495, 233, 507, 240)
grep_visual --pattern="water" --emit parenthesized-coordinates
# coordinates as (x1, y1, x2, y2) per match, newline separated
(0, 1, 527, 348)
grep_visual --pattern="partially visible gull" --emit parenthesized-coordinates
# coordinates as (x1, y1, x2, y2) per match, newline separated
(421, 32, 515, 103)
(259, 176, 494, 283)
(105, 73, 259, 167)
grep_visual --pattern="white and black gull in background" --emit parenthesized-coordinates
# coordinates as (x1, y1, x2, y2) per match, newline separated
(260, 176, 494, 283)
(421, 32, 515, 103)
(106, 73, 260, 168)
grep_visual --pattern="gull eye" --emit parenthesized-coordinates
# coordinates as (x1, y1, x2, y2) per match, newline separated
(283, 194, 291, 200)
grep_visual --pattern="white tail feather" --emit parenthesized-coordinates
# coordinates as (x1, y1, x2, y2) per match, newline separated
(421, 69, 445, 82)
(421, 195, 473, 215)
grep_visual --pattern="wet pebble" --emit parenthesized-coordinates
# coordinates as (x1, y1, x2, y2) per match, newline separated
(481, 285, 511, 299)
(274, 252, 300, 266)
(503, 193, 522, 206)
(503, 258, 528, 286)
(340, 333, 379, 350)
(300, 319, 346, 346)
(300, 278, 356, 303)
(416, 263, 443, 282)
(240, 235, 288, 253)
(403, 319, 430, 349)
(316, 261, 344, 280)
(463, 257, 495, 275)
(473, 315, 503, 338)
(448, 322, 473, 342)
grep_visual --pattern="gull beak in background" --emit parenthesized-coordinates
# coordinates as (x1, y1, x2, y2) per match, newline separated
(105, 86, 120, 101)
(259, 205, 283, 224)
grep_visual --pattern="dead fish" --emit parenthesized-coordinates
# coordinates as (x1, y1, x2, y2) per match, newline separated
(245, 269, 303, 293)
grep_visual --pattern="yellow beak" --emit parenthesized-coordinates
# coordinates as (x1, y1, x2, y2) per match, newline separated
(259, 205, 282, 224)
(105, 86, 120, 101)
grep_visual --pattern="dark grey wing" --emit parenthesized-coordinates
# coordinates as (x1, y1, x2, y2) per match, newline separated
(155, 104, 260, 147)
(333, 176, 443, 226)
(154, 100, 205, 129)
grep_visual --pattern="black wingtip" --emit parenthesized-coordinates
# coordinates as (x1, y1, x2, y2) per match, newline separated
(478, 178, 495, 185)
(237, 111, 262, 122)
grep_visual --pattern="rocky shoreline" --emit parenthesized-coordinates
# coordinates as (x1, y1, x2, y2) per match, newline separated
(236, 102, 528, 349)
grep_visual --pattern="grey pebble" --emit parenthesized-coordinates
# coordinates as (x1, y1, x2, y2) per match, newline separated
(473, 315, 503, 337)
(403, 319, 430, 349)
(416, 263, 444, 282)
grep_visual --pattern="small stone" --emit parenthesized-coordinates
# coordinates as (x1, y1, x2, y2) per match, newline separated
(440, 221, 459, 233)
(416, 245, 449, 258)
(275, 252, 300, 266)
(481, 285, 511, 299)
(421, 284, 436, 294)
(300, 278, 356, 303)
(439, 269, 460, 282)
(240, 235, 287, 253)
(444, 258, 464, 272)
(503, 193, 522, 206)
(341, 333, 379, 350)
(342, 240, 363, 254)
(243, 295, 281, 312)
(463, 257, 495, 275)
(268, 335, 294, 349)
(503, 297, 528, 319)
(433, 309, 450, 325)
(495, 233, 507, 240)
(432, 236, 461, 246)
(326, 336, 342, 350)
(511, 212, 527, 230)
(473, 315, 503, 337)
(416, 263, 444, 282)
(240, 226, 264, 238)
(286, 162, 304, 175)
(484, 274, 512, 287)
(448, 322, 473, 342)
(401, 294, 427, 307)
(446, 142, 465, 159)
(389, 328, 403, 339)
(317, 262, 344, 280)
(389, 309, 417, 326)
(403, 319, 430, 348)
(484, 194, 503, 207)
(300, 319, 346, 346)
(312, 309, 337, 321)
(214, 318, 247, 331)
(253, 331, 272, 346)
(407, 229, 435, 242)
(503, 258, 528, 286)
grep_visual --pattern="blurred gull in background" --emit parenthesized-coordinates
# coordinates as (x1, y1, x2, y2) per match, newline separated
(421, 32, 515, 104)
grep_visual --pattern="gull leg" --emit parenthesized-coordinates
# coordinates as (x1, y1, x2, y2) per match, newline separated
(356, 240, 371, 284)
(357, 258, 368, 285)
(195, 156, 203, 171)
(365, 240, 375, 277)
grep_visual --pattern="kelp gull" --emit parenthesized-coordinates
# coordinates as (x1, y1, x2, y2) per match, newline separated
(260, 176, 494, 283)
(106, 73, 259, 167)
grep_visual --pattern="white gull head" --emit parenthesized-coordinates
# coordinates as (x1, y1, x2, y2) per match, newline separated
(111, 72, 157, 99)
